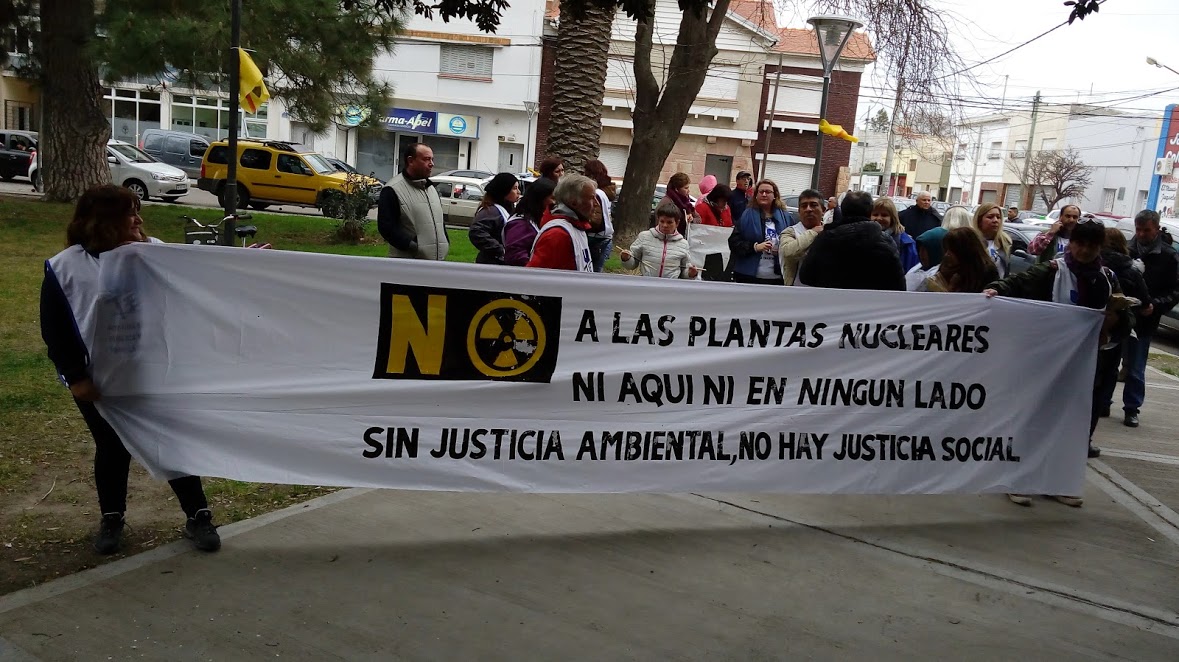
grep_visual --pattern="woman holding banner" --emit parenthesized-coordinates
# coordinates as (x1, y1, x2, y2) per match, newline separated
(40, 185, 221, 555)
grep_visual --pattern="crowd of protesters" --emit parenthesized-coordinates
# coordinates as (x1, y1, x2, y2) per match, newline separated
(374, 147, 1179, 509)
(43, 143, 1179, 558)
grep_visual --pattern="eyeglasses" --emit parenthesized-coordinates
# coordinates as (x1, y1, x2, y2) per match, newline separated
(756, 190, 775, 196)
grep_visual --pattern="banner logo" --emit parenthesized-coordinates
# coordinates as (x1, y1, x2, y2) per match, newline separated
(374, 284, 561, 382)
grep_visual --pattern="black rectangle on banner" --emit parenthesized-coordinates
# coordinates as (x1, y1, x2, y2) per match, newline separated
(373, 283, 562, 383)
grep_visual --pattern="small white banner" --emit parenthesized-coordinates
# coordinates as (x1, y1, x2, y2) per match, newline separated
(89, 244, 1099, 495)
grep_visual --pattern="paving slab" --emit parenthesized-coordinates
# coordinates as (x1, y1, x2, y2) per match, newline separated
(1, 487, 1177, 661)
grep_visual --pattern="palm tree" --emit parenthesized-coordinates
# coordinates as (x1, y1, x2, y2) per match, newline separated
(544, 0, 616, 173)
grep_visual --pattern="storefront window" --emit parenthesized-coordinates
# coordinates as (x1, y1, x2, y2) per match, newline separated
(104, 86, 163, 145)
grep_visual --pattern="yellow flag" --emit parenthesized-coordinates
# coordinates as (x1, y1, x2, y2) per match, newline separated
(239, 49, 269, 114)
(819, 118, 858, 143)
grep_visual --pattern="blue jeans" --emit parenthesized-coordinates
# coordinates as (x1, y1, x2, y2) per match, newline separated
(589, 237, 612, 273)
(1122, 327, 1153, 414)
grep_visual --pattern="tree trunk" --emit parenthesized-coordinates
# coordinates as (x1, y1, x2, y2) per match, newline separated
(612, 0, 729, 247)
(40, 0, 110, 202)
(544, 0, 614, 173)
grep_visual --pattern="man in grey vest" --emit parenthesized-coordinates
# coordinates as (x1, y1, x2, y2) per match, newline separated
(377, 143, 449, 260)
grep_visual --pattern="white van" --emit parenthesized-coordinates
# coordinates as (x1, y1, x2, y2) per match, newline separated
(30, 140, 190, 202)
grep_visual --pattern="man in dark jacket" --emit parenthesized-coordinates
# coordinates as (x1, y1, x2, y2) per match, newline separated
(1122, 210, 1179, 427)
(797, 190, 906, 290)
(899, 192, 941, 242)
(729, 171, 752, 222)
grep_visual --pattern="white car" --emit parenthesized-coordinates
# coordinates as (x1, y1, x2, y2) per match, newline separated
(30, 139, 190, 202)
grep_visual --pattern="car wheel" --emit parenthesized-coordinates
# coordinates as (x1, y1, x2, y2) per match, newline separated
(31, 170, 41, 192)
(217, 185, 251, 210)
(124, 179, 149, 201)
(160, 196, 181, 203)
(320, 191, 346, 219)
(250, 202, 270, 211)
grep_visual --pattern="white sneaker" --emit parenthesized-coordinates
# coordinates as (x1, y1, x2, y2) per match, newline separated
(1052, 495, 1083, 507)
(1007, 494, 1032, 506)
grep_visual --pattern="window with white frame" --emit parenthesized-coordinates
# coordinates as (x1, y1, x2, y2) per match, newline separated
(988, 141, 1002, 159)
(605, 57, 632, 93)
(770, 76, 822, 117)
(697, 64, 741, 100)
(1041, 137, 1057, 151)
(439, 44, 493, 80)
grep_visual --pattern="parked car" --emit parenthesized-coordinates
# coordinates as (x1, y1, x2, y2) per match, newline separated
(1003, 222, 1044, 275)
(432, 175, 488, 226)
(891, 197, 915, 213)
(198, 139, 380, 217)
(140, 129, 209, 179)
(326, 157, 358, 175)
(29, 139, 187, 200)
(932, 201, 950, 215)
(0, 130, 36, 181)
(103, 140, 190, 201)
(436, 169, 494, 180)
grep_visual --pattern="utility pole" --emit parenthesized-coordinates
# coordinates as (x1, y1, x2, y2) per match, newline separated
(760, 53, 784, 181)
(880, 80, 904, 195)
(221, 0, 242, 244)
(1000, 75, 1008, 112)
(1019, 91, 1041, 210)
(968, 125, 982, 206)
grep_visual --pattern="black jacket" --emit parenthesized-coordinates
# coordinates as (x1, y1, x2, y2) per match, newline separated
(1101, 250, 1150, 306)
(899, 205, 942, 242)
(797, 216, 906, 291)
(1129, 236, 1179, 330)
(729, 187, 750, 223)
(468, 206, 508, 265)
(376, 187, 416, 253)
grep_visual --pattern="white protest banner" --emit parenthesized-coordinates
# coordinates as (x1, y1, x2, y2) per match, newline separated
(686, 223, 731, 279)
(88, 243, 1100, 495)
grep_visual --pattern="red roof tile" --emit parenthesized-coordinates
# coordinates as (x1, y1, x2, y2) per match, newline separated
(773, 26, 875, 61)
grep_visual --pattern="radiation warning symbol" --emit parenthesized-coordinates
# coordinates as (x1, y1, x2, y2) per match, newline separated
(466, 299, 548, 378)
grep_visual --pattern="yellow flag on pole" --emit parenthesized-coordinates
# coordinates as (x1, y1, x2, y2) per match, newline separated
(818, 118, 858, 143)
(239, 49, 269, 114)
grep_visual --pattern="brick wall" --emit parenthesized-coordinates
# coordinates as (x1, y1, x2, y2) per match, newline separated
(755, 65, 863, 197)
(533, 36, 558, 169)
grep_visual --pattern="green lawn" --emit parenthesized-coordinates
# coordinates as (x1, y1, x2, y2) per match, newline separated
(0, 197, 489, 592)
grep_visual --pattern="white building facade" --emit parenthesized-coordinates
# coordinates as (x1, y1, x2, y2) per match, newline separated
(947, 114, 1011, 207)
(91, 1, 547, 182)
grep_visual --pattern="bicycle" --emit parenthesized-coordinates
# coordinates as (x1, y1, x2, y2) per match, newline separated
(179, 212, 270, 248)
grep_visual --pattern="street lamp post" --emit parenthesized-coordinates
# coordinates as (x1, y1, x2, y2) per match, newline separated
(1147, 56, 1179, 78)
(807, 15, 863, 192)
(523, 101, 539, 173)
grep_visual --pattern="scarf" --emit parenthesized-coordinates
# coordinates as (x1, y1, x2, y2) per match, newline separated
(1063, 251, 1109, 309)
(665, 187, 694, 215)
(1134, 234, 1163, 255)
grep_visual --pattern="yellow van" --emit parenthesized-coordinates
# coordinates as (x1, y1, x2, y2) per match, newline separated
(197, 139, 380, 217)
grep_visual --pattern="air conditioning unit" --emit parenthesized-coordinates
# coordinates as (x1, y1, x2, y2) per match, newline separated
(1156, 157, 1175, 176)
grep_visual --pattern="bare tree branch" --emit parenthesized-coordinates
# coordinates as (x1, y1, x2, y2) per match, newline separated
(1005, 148, 1094, 211)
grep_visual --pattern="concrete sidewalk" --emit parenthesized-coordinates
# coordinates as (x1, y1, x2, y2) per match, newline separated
(2, 377, 1178, 660)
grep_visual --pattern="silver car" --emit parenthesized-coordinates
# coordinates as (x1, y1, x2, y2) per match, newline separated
(431, 175, 486, 227)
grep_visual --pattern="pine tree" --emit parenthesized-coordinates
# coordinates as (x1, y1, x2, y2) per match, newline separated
(11, 0, 512, 201)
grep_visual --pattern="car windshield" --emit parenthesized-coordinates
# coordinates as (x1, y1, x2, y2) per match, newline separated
(301, 153, 336, 175)
(109, 143, 156, 164)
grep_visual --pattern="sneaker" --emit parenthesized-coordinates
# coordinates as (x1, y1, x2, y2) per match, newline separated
(184, 509, 221, 552)
(1007, 494, 1032, 506)
(1088, 444, 1102, 458)
(1124, 412, 1140, 428)
(1052, 495, 1084, 507)
(94, 512, 125, 555)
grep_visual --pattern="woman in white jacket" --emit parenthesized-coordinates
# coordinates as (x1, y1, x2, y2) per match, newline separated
(620, 203, 699, 279)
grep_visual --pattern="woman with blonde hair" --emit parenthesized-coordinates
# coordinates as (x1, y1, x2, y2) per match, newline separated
(871, 197, 918, 272)
(941, 206, 973, 230)
(973, 202, 1013, 277)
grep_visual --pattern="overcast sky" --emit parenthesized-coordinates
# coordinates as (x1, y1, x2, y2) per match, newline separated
(811, 0, 1179, 124)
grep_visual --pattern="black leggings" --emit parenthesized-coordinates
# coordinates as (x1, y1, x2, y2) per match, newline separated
(74, 399, 209, 518)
